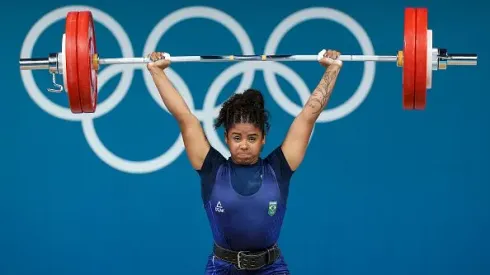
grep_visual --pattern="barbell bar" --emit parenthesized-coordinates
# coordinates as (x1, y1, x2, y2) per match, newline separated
(19, 7, 478, 113)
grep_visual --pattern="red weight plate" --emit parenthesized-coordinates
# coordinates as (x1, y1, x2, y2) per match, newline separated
(77, 11, 98, 113)
(403, 8, 416, 110)
(65, 11, 83, 113)
(414, 8, 428, 109)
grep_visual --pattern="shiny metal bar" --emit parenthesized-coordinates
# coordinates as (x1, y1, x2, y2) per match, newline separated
(19, 57, 50, 70)
(97, 54, 398, 64)
(19, 53, 60, 72)
(443, 54, 478, 66)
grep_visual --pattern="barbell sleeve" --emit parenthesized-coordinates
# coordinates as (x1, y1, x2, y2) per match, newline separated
(439, 53, 478, 66)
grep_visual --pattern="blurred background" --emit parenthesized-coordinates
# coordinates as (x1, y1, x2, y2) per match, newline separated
(2, 0, 488, 274)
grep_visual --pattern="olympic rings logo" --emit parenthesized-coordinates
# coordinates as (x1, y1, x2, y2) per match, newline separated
(20, 5, 376, 174)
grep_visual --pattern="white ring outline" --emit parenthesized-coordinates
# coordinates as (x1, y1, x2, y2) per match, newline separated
(264, 7, 375, 122)
(81, 64, 186, 174)
(20, 5, 135, 121)
(142, 6, 255, 121)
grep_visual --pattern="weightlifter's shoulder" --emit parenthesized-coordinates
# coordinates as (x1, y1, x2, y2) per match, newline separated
(197, 146, 226, 203)
(196, 146, 226, 178)
(264, 145, 294, 183)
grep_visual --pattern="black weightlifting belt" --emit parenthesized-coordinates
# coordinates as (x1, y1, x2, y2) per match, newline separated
(213, 243, 281, 270)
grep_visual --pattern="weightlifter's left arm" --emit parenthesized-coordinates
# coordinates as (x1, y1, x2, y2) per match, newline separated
(281, 49, 343, 171)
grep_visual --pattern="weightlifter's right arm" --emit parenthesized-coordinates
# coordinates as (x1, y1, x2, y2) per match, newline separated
(146, 52, 210, 170)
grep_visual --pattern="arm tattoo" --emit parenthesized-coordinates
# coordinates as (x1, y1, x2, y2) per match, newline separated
(306, 65, 341, 115)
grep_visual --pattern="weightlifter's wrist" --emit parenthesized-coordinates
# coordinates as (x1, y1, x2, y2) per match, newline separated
(148, 65, 166, 76)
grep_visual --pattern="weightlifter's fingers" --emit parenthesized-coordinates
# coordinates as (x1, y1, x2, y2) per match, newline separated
(324, 49, 340, 59)
(147, 52, 157, 62)
(324, 49, 332, 58)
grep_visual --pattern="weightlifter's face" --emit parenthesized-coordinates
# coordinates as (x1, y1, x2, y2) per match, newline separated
(225, 123, 265, 165)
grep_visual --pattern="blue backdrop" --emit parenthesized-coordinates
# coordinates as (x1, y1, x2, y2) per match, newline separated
(2, 0, 489, 274)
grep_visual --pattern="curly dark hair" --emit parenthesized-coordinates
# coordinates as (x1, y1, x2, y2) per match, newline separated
(214, 88, 270, 135)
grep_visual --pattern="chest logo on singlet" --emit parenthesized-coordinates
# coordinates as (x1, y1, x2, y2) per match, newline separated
(215, 201, 225, 213)
(268, 201, 277, 216)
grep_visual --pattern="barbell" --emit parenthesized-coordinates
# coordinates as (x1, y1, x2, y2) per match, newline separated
(19, 7, 477, 113)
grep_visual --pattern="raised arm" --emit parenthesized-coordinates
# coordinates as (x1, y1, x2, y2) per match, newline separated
(147, 52, 209, 170)
(281, 49, 343, 171)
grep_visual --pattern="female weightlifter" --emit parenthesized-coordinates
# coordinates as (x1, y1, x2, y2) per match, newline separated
(146, 49, 342, 274)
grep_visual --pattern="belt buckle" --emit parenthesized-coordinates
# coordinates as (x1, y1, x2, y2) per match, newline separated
(236, 251, 246, 270)
(236, 251, 262, 271)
